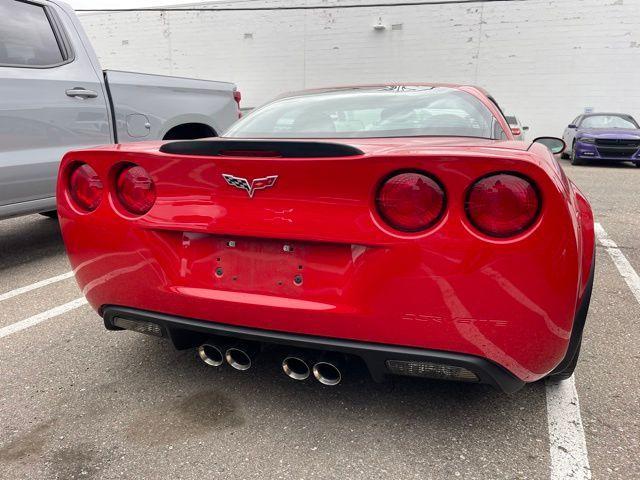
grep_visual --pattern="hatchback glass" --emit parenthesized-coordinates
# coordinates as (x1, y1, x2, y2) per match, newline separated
(225, 86, 504, 139)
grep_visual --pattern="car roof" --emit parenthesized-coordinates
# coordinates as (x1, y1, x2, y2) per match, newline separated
(581, 112, 634, 118)
(276, 83, 493, 99)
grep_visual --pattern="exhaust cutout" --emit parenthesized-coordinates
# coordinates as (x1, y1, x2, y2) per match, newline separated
(312, 361, 342, 386)
(282, 356, 310, 381)
(225, 347, 252, 371)
(197, 344, 224, 367)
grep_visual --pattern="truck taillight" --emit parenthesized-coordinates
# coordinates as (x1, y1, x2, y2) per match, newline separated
(68, 163, 103, 212)
(234, 90, 242, 118)
(115, 165, 156, 215)
(510, 127, 522, 136)
(465, 173, 540, 238)
(376, 172, 446, 232)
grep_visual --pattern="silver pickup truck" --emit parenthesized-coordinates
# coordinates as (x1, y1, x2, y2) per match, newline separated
(0, 0, 240, 220)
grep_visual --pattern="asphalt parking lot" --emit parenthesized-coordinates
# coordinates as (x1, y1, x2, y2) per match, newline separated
(0, 159, 638, 480)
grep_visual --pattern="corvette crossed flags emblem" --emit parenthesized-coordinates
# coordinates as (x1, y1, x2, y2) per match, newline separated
(222, 174, 278, 198)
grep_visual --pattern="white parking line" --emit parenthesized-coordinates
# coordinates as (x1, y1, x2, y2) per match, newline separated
(546, 376, 592, 479)
(0, 297, 87, 339)
(545, 222, 640, 480)
(0, 271, 74, 302)
(595, 222, 640, 304)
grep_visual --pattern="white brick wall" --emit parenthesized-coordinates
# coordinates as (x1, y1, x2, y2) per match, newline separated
(78, 0, 640, 138)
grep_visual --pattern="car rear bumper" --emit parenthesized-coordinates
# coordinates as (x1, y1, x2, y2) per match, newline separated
(62, 222, 587, 384)
(102, 305, 526, 393)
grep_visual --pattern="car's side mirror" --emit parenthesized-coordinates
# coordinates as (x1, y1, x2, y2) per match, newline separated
(568, 124, 577, 129)
(523, 126, 530, 131)
(532, 137, 566, 154)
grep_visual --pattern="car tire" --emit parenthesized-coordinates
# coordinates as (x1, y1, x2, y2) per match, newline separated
(560, 152, 570, 160)
(40, 211, 58, 219)
(635, 162, 640, 168)
(549, 343, 581, 381)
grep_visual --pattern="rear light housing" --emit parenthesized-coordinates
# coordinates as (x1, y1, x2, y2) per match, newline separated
(115, 164, 156, 215)
(112, 317, 163, 337)
(376, 171, 446, 232)
(233, 90, 242, 118)
(67, 163, 103, 212)
(465, 173, 540, 238)
(386, 360, 479, 382)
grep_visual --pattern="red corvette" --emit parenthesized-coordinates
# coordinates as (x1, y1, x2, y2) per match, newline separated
(57, 85, 594, 392)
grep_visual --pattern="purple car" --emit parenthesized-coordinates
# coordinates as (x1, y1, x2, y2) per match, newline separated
(562, 113, 640, 167)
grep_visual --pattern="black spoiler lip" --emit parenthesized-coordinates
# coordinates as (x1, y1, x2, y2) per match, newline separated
(159, 139, 365, 158)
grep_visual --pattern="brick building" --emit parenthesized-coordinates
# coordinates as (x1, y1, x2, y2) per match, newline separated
(79, 0, 640, 138)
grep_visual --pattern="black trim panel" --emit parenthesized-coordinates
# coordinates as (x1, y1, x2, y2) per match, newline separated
(103, 72, 118, 143)
(159, 139, 364, 157)
(550, 246, 595, 375)
(102, 306, 525, 393)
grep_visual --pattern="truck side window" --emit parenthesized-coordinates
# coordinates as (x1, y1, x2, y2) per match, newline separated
(0, 1, 65, 67)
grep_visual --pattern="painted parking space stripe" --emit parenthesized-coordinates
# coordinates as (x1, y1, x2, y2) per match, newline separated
(545, 222, 640, 480)
(546, 376, 591, 479)
(595, 222, 640, 304)
(0, 271, 74, 302)
(0, 297, 87, 339)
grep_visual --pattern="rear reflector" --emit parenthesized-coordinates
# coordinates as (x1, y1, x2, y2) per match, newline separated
(465, 173, 540, 238)
(376, 172, 446, 232)
(386, 360, 479, 382)
(112, 317, 163, 337)
(115, 165, 156, 215)
(68, 163, 103, 212)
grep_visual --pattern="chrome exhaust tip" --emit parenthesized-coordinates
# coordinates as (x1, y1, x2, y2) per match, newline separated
(225, 347, 252, 371)
(197, 344, 224, 367)
(282, 356, 310, 381)
(312, 361, 342, 386)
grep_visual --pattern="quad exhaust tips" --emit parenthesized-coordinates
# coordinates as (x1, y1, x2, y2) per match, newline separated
(282, 356, 311, 381)
(198, 342, 342, 385)
(312, 361, 342, 386)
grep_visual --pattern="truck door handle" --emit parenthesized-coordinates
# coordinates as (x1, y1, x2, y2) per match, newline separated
(65, 88, 98, 99)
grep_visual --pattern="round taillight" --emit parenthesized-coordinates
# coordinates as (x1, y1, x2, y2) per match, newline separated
(466, 173, 540, 238)
(68, 163, 103, 212)
(376, 172, 446, 232)
(115, 165, 156, 215)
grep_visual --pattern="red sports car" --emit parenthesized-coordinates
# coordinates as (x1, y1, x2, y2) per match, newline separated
(57, 85, 594, 392)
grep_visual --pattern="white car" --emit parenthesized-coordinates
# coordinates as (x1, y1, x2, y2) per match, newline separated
(505, 115, 529, 141)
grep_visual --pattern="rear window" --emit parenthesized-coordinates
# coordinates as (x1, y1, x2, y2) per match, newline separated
(225, 86, 505, 140)
(505, 116, 518, 125)
(0, 0, 65, 67)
